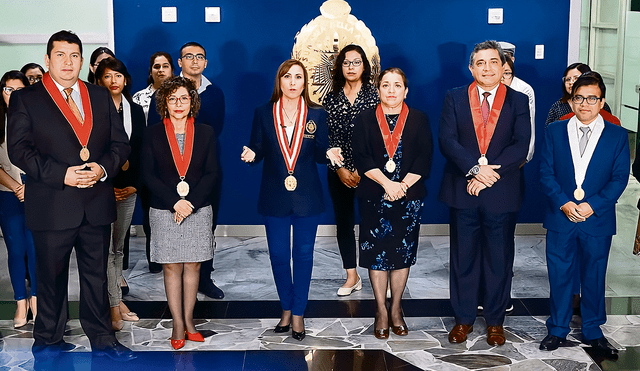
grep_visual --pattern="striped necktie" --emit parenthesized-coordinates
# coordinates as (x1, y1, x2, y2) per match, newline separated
(63, 87, 84, 124)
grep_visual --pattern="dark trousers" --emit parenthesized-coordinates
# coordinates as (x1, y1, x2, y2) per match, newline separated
(327, 170, 357, 270)
(449, 207, 517, 326)
(31, 220, 115, 349)
(545, 229, 611, 340)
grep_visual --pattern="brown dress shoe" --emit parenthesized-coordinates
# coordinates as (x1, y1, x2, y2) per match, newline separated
(486, 325, 505, 346)
(448, 324, 473, 343)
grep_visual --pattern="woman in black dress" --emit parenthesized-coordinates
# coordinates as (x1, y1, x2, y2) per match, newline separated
(352, 68, 432, 339)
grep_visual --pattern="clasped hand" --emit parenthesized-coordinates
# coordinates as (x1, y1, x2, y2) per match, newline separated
(240, 146, 255, 163)
(173, 199, 194, 225)
(326, 147, 344, 167)
(561, 201, 593, 223)
(64, 163, 103, 188)
(383, 181, 406, 202)
(466, 164, 501, 196)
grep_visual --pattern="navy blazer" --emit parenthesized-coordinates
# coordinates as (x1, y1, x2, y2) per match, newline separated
(438, 84, 530, 213)
(540, 119, 629, 236)
(7, 80, 130, 231)
(247, 102, 328, 217)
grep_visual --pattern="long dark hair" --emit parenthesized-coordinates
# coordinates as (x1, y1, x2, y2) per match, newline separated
(95, 57, 133, 102)
(270, 59, 318, 107)
(331, 44, 372, 94)
(87, 47, 115, 84)
(1, 71, 30, 144)
(560, 62, 591, 103)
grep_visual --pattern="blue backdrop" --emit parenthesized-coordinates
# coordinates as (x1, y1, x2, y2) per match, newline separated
(113, 0, 571, 225)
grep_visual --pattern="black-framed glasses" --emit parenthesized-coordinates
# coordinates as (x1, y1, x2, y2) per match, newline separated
(181, 53, 206, 61)
(2, 86, 23, 94)
(342, 59, 362, 67)
(167, 95, 191, 105)
(571, 95, 603, 105)
(27, 76, 42, 84)
(502, 72, 513, 77)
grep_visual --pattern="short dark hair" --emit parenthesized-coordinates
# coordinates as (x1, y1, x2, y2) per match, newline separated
(331, 44, 372, 93)
(20, 63, 45, 76)
(155, 76, 201, 119)
(47, 30, 82, 57)
(180, 42, 206, 58)
(88, 47, 115, 84)
(1, 70, 30, 144)
(377, 67, 408, 89)
(571, 71, 606, 99)
(147, 51, 175, 86)
(561, 62, 591, 102)
(95, 57, 133, 102)
(469, 40, 506, 66)
(270, 59, 318, 107)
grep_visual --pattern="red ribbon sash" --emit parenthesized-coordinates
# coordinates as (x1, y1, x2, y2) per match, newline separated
(163, 117, 195, 178)
(375, 102, 409, 161)
(468, 81, 506, 156)
(273, 97, 307, 174)
(42, 72, 93, 148)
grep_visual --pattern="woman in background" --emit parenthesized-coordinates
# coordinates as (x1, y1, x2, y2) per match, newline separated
(143, 77, 217, 349)
(241, 59, 342, 341)
(323, 44, 379, 296)
(133, 51, 175, 120)
(95, 57, 145, 330)
(352, 68, 432, 339)
(87, 47, 115, 84)
(19, 63, 45, 85)
(0, 71, 37, 328)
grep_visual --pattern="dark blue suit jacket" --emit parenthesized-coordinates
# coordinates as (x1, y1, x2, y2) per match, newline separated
(248, 102, 328, 217)
(438, 84, 530, 213)
(540, 119, 629, 236)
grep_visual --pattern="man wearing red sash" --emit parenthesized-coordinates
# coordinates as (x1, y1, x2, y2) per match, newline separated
(7, 30, 133, 360)
(439, 40, 530, 346)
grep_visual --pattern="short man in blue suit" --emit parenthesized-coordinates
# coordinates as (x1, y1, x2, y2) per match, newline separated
(439, 40, 530, 346)
(539, 72, 628, 356)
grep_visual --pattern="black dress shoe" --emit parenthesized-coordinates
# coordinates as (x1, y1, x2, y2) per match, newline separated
(540, 334, 566, 351)
(94, 341, 136, 362)
(584, 336, 618, 356)
(198, 279, 224, 299)
(149, 262, 162, 273)
(32, 340, 76, 354)
(274, 324, 290, 333)
(292, 329, 305, 341)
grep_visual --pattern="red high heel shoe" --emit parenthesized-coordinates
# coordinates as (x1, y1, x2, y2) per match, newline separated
(186, 330, 204, 342)
(171, 337, 185, 350)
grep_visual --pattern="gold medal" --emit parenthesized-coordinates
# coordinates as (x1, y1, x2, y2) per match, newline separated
(478, 155, 488, 166)
(80, 147, 90, 161)
(574, 187, 585, 201)
(284, 175, 297, 191)
(177, 180, 190, 197)
(385, 159, 396, 173)
(121, 160, 129, 171)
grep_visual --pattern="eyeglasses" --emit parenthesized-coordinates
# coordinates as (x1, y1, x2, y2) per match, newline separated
(342, 59, 362, 67)
(181, 53, 206, 61)
(27, 76, 42, 84)
(571, 95, 603, 105)
(564, 76, 580, 83)
(167, 96, 191, 105)
(2, 86, 23, 94)
(502, 72, 513, 77)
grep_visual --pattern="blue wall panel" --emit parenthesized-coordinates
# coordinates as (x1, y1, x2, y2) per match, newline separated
(113, 0, 571, 225)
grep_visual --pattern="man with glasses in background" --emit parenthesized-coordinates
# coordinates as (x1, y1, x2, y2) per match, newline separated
(539, 71, 628, 357)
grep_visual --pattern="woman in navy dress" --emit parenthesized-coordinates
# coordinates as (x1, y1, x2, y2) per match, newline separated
(241, 59, 342, 341)
(353, 68, 432, 339)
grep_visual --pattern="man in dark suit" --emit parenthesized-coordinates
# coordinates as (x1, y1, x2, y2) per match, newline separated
(539, 72, 628, 356)
(439, 40, 530, 346)
(8, 30, 133, 360)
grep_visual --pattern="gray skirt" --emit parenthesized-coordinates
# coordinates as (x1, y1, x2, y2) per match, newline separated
(149, 205, 214, 264)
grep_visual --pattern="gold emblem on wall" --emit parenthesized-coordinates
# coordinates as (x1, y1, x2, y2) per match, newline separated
(292, 0, 380, 105)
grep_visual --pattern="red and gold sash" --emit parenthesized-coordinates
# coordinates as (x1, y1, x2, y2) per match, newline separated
(163, 117, 195, 178)
(273, 97, 307, 174)
(42, 72, 93, 153)
(468, 81, 506, 156)
(375, 102, 409, 161)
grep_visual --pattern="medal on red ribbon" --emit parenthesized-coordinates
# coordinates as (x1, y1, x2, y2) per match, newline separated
(468, 81, 506, 166)
(163, 117, 195, 198)
(375, 103, 409, 173)
(42, 72, 93, 161)
(273, 97, 307, 191)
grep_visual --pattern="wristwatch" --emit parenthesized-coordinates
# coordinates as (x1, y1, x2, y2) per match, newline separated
(466, 164, 480, 177)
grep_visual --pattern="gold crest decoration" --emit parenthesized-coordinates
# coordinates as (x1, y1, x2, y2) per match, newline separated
(292, 0, 380, 105)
